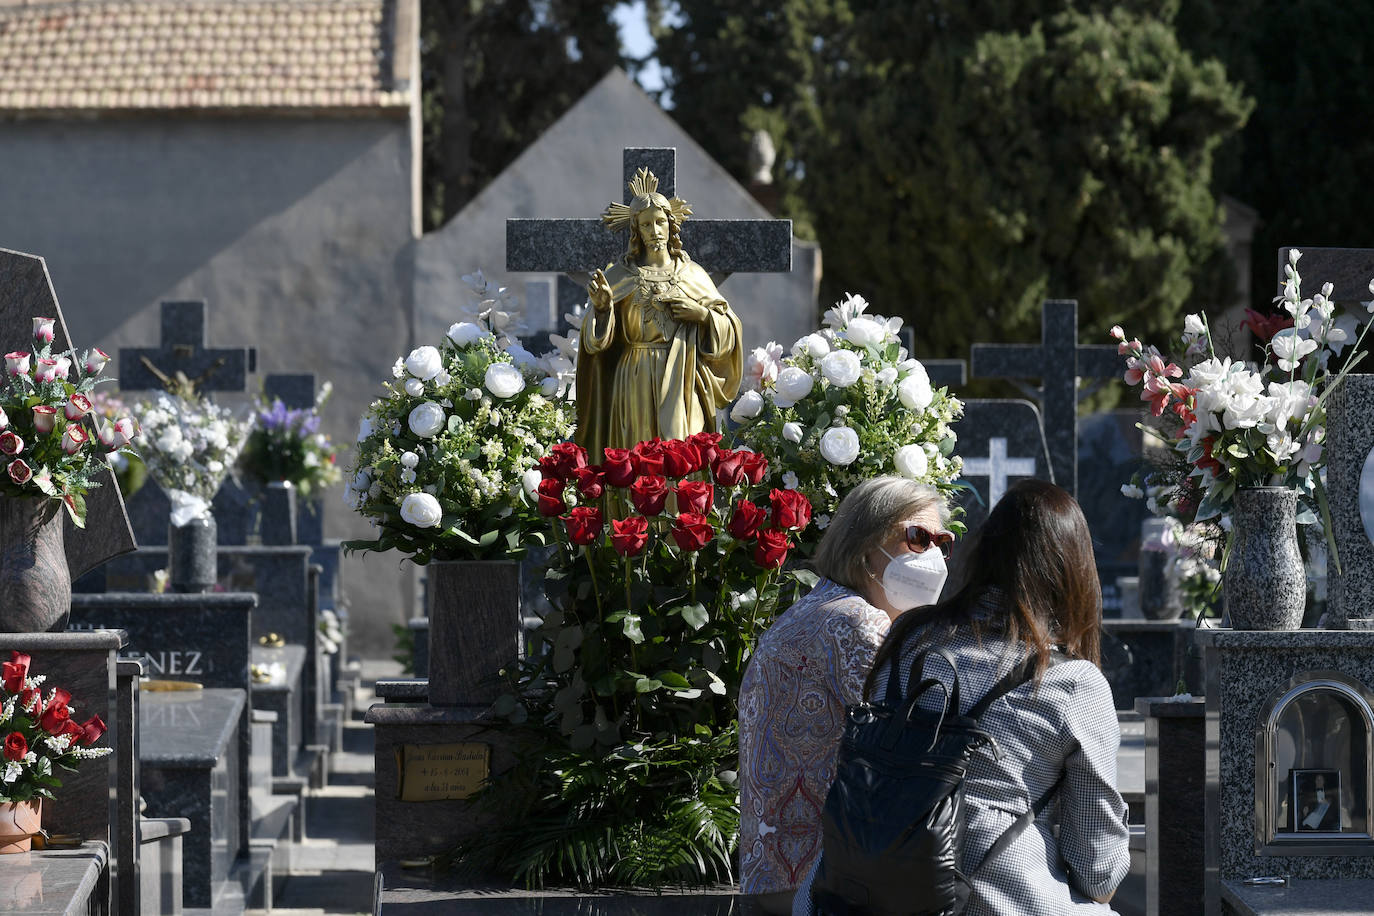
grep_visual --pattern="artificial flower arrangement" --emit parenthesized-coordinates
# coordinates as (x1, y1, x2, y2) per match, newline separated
(239, 382, 342, 499)
(87, 389, 146, 497)
(1115, 250, 1373, 537)
(0, 318, 139, 526)
(1134, 513, 1222, 619)
(134, 392, 253, 526)
(343, 272, 576, 563)
(728, 293, 965, 546)
(451, 435, 815, 887)
(1, 652, 112, 805)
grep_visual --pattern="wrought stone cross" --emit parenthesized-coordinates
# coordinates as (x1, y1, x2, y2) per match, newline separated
(962, 437, 1037, 510)
(118, 300, 256, 394)
(506, 147, 793, 290)
(0, 248, 136, 577)
(970, 300, 1121, 495)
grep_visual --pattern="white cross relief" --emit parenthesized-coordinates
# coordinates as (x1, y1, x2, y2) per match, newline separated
(961, 437, 1037, 509)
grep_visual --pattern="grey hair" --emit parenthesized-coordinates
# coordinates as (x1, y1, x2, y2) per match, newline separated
(812, 476, 950, 592)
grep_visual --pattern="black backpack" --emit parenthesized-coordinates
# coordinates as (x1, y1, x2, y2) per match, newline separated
(811, 647, 1062, 916)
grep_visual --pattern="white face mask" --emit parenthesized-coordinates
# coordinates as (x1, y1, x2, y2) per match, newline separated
(876, 545, 948, 612)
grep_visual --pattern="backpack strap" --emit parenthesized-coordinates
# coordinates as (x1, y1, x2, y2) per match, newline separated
(969, 772, 1065, 878)
(964, 654, 1036, 721)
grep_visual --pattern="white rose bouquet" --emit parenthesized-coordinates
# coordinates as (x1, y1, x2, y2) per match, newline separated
(134, 392, 252, 525)
(343, 272, 576, 564)
(728, 293, 965, 545)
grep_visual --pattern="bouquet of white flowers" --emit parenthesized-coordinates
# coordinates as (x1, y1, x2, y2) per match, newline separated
(135, 392, 252, 525)
(728, 293, 965, 542)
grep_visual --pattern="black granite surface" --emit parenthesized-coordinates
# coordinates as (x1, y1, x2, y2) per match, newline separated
(140, 688, 244, 766)
(117, 299, 253, 394)
(1222, 877, 1374, 914)
(0, 841, 109, 913)
(949, 399, 1052, 533)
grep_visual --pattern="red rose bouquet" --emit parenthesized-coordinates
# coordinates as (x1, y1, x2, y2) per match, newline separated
(0, 652, 112, 804)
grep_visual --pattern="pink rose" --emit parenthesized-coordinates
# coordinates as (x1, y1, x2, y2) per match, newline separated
(53, 355, 70, 380)
(32, 317, 54, 344)
(33, 358, 59, 383)
(64, 394, 91, 421)
(84, 348, 109, 375)
(0, 431, 22, 455)
(111, 417, 137, 448)
(61, 425, 87, 454)
(32, 406, 56, 434)
(7, 459, 31, 485)
(0, 406, 7, 429)
(5, 352, 30, 377)
(96, 420, 116, 450)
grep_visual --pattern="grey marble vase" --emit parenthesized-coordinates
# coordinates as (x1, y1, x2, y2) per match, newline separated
(1224, 487, 1305, 630)
(0, 498, 70, 632)
(169, 515, 218, 593)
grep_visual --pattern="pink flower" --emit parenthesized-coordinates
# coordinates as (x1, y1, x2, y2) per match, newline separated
(1124, 357, 1145, 386)
(33, 358, 59, 383)
(111, 417, 137, 448)
(84, 348, 109, 375)
(32, 317, 54, 344)
(32, 405, 56, 434)
(53, 355, 71, 380)
(96, 420, 116, 450)
(61, 424, 87, 454)
(0, 431, 22, 455)
(5, 352, 30, 377)
(7, 459, 31, 485)
(64, 394, 91, 421)
(1109, 325, 1125, 340)
(0, 406, 7, 429)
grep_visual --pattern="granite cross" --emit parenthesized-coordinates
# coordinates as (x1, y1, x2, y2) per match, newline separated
(897, 326, 967, 390)
(118, 300, 256, 394)
(970, 299, 1122, 495)
(0, 248, 136, 577)
(506, 146, 792, 290)
(963, 437, 1037, 510)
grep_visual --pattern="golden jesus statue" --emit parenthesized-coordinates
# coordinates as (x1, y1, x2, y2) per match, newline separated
(575, 168, 743, 462)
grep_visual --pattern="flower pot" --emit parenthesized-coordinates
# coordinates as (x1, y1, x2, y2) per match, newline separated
(0, 497, 70, 633)
(0, 799, 42, 854)
(426, 560, 522, 707)
(259, 481, 298, 545)
(1139, 550, 1184, 621)
(169, 515, 218, 593)
(1224, 487, 1306, 630)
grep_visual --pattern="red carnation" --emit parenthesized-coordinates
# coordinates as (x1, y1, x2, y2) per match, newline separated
(78, 715, 106, 746)
(661, 439, 703, 478)
(573, 465, 606, 500)
(562, 506, 604, 546)
(2, 731, 25, 763)
(537, 478, 567, 517)
(769, 488, 813, 531)
(630, 474, 669, 517)
(741, 450, 769, 485)
(727, 500, 768, 541)
(610, 516, 650, 557)
(711, 449, 747, 486)
(2, 651, 29, 693)
(674, 480, 714, 516)
(601, 448, 636, 487)
(671, 512, 714, 552)
(754, 528, 791, 569)
(630, 439, 665, 477)
(687, 431, 723, 465)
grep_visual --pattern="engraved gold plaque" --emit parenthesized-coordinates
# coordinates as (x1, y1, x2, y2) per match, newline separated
(395, 743, 490, 802)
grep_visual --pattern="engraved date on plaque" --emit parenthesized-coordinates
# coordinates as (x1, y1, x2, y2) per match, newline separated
(395, 743, 490, 802)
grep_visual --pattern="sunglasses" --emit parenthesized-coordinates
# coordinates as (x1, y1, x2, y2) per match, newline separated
(905, 524, 954, 559)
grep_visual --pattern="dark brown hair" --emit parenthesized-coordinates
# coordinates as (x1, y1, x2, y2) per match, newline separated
(865, 479, 1102, 695)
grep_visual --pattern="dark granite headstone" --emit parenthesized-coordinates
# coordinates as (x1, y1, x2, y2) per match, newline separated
(124, 476, 173, 547)
(262, 373, 317, 410)
(1325, 375, 1374, 629)
(117, 300, 255, 394)
(951, 399, 1053, 534)
(211, 474, 256, 547)
(1134, 696, 1205, 916)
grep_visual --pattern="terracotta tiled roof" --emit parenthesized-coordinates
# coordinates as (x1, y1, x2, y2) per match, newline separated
(0, 0, 414, 112)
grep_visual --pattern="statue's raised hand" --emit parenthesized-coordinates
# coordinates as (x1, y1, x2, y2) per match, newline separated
(589, 269, 614, 313)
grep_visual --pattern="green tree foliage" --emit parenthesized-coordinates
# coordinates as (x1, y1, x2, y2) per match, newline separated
(422, 1, 624, 230)
(653, 1, 1251, 358)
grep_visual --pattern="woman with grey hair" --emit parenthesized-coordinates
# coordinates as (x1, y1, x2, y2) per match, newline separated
(738, 476, 954, 914)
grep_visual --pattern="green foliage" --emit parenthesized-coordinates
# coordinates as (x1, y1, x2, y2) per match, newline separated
(390, 622, 415, 676)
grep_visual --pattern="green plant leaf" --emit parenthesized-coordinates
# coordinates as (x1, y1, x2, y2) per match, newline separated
(679, 603, 709, 630)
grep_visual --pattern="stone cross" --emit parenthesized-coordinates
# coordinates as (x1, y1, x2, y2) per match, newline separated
(0, 248, 136, 577)
(963, 437, 1037, 509)
(263, 373, 317, 410)
(970, 299, 1121, 495)
(897, 326, 966, 389)
(118, 300, 256, 394)
(952, 399, 1052, 533)
(506, 147, 792, 288)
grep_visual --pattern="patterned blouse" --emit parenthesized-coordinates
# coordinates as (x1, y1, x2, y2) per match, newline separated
(738, 578, 891, 895)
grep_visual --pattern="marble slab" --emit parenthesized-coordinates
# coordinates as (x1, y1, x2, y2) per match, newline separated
(0, 841, 109, 913)
(1222, 877, 1374, 914)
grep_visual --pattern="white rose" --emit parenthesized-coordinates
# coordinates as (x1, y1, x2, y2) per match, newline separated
(408, 401, 447, 438)
(793, 333, 831, 359)
(820, 350, 862, 387)
(481, 363, 523, 399)
(876, 367, 898, 387)
(775, 366, 815, 402)
(1183, 313, 1206, 336)
(783, 422, 803, 443)
(434, 369, 452, 387)
(206, 459, 224, 475)
(357, 417, 374, 442)
(894, 444, 928, 479)
(399, 492, 443, 529)
(898, 371, 934, 411)
(404, 378, 425, 397)
(505, 344, 538, 369)
(730, 389, 765, 421)
(842, 316, 885, 348)
(400, 451, 419, 469)
(448, 322, 490, 347)
(819, 426, 860, 465)
(405, 346, 443, 381)
(540, 377, 559, 397)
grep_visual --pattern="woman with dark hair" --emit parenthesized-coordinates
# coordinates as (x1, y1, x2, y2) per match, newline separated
(739, 476, 955, 914)
(797, 478, 1130, 914)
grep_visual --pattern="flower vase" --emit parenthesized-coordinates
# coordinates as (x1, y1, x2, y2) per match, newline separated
(1139, 550, 1183, 621)
(0, 497, 71, 633)
(169, 515, 218, 593)
(0, 799, 42, 854)
(426, 560, 521, 707)
(259, 481, 298, 545)
(1223, 487, 1306, 630)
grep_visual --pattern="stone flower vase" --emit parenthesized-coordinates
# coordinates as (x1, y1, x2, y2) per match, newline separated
(0, 799, 42, 854)
(169, 515, 218, 593)
(259, 480, 298, 545)
(0, 497, 71, 632)
(426, 560, 521, 707)
(1223, 487, 1306, 630)
(1138, 549, 1184, 621)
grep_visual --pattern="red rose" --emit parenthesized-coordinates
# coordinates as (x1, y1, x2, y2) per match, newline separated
(18, 688, 40, 715)
(537, 478, 567, 517)
(674, 480, 714, 516)
(7, 459, 32, 485)
(630, 439, 666, 477)
(57, 718, 84, 740)
(741, 450, 769, 485)
(711, 449, 746, 486)
(671, 512, 714, 552)
(727, 501, 768, 541)
(573, 466, 606, 500)
(687, 431, 723, 465)
(2, 731, 25, 762)
(754, 528, 791, 569)
(630, 475, 669, 517)
(537, 455, 563, 481)
(661, 440, 703, 477)
(562, 506, 603, 546)
(550, 442, 589, 479)
(2, 651, 30, 693)
(611, 516, 650, 557)
(601, 448, 636, 487)
(769, 488, 813, 532)
(40, 700, 71, 735)
(78, 714, 107, 747)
